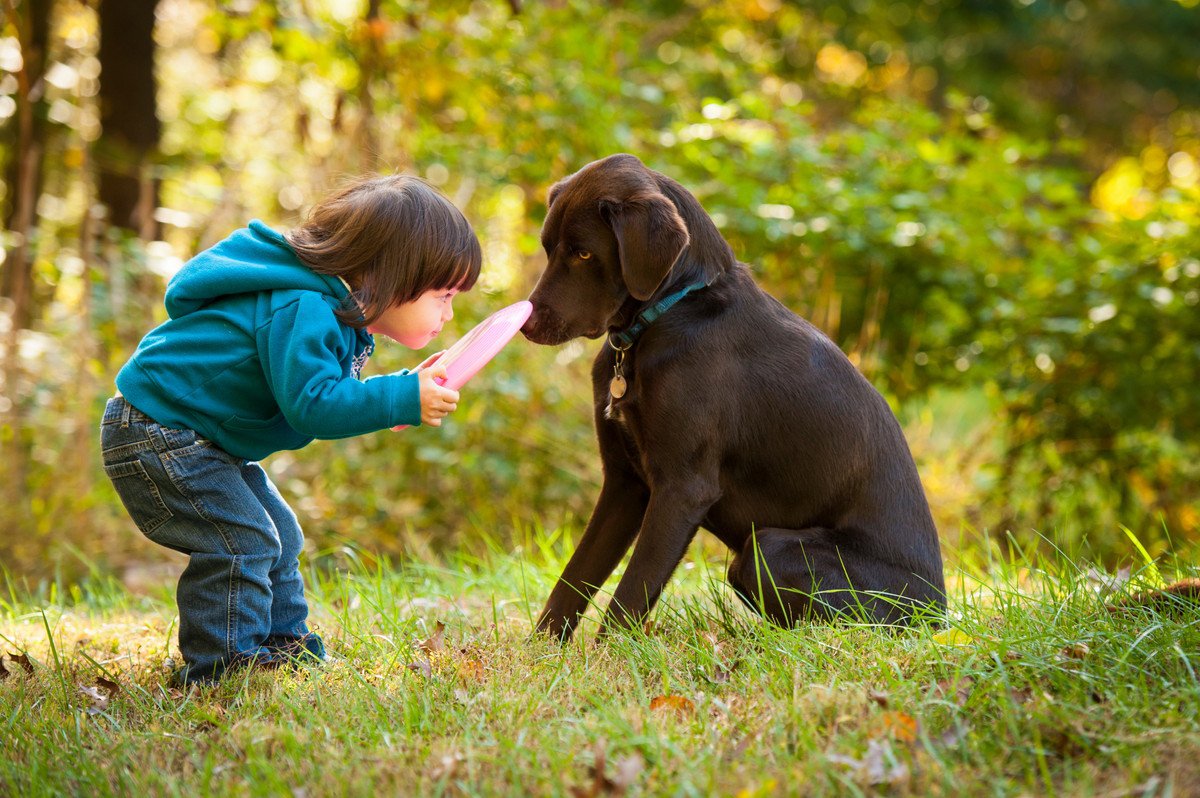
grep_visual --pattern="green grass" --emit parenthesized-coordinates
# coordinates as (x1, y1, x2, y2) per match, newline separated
(1, 532, 1198, 797)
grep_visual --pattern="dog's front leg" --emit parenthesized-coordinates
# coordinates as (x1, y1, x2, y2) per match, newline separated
(599, 479, 716, 636)
(536, 473, 649, 641)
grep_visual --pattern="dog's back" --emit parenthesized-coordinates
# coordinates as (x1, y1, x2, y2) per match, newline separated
(615, 262, 943, 592)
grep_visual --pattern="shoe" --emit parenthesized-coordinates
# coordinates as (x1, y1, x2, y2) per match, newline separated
(264, 632, 325, 664)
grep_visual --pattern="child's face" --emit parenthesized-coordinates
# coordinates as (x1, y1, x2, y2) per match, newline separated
(368, 288, 459, 348)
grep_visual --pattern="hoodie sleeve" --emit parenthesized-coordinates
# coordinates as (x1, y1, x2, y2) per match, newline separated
(259, 293, 423, 437)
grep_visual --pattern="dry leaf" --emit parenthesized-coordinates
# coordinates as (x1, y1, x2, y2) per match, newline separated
(1109, 578, 1200, 614)
(456, 657, 484, 682)
(78, 683, 113, 716)
(1062, 642, 1090, 659)
(724, 729, 758, 762)
(418, 622, 446, 654)
(876, 711, 919, 744)
(406, 660, 433, 678)
(828, 739, 909, 786)
(708, 665, 732, 685)
(931, 722, 972, 749)
(649, 694, 695, 718)
(1085, 566, 1131, 592)
(607, 754, 645, 791)
(931, 676, 975, 707)
(96, 676, 120, 695)
(1009, 686, 1034, 705)
(570, 742, 644, 797)
(427, 751, 464, 782)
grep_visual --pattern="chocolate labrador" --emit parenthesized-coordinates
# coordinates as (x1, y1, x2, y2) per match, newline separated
(522, 153, 945, 640)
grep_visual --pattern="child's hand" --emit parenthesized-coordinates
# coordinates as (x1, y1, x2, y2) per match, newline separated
(418, 359, 459, 427)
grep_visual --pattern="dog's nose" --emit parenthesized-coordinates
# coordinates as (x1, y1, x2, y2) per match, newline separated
(520, 306, 539, 337)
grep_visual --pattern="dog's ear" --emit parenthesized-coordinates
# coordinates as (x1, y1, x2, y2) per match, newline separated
(547, 180, 567, 209)
(600, 192, 690, 300)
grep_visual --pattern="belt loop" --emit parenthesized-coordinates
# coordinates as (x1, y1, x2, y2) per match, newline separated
(147, 423, 167, 452)
(120, 398, 132, 428)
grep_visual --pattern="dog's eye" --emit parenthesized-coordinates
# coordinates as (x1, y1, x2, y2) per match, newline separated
(576, 250, 593, 261)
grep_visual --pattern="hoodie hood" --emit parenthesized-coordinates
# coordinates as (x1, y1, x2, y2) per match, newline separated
(164, 220, 350, 318)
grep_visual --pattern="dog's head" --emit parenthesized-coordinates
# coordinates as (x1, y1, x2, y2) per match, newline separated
(522, 153, 732, 345)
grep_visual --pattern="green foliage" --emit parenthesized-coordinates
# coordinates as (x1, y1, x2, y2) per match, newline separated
(2, 0, 1199, 577)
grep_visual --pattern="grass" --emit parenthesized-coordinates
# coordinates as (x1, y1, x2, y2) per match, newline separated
(1, 531, 1198, 797)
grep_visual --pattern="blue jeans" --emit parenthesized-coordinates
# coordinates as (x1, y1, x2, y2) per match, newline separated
(100, 396, 323, 684)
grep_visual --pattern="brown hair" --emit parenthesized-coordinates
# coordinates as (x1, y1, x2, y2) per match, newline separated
(285, 174, 482, 328)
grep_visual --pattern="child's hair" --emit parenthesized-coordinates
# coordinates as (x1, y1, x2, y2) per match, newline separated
(286, 174, 482, 329)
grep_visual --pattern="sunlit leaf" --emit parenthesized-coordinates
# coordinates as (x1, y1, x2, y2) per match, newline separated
(932, 628, 973, 646)
(418, 622, 447, 654)
(649, 694, 695, 718)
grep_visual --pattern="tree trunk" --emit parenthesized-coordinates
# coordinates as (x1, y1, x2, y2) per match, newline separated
(96, 0, 160, 237)
(356, 0, 383, 172)
(1, 0, 51, 331)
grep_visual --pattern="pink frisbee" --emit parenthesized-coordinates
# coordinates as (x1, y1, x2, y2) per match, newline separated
(392, 300, 531, 431)
(435, 300, 533, 391)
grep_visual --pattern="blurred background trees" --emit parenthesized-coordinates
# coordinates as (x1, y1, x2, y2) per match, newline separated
(1, 0, 1197, 581)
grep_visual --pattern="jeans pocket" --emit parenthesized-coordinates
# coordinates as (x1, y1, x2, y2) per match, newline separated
(103, 458, 174, 537)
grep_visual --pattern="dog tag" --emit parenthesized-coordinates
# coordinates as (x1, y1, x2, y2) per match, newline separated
(609, 374, 627, 399)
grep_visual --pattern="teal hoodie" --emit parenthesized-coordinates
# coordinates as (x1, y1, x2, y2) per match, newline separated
(115, 220, 422, 460)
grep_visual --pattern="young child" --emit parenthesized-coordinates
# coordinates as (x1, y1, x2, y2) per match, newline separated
(100, 174, 481, 685)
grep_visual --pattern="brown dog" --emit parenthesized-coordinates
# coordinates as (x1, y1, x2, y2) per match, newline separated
(522, 153, 945, 640)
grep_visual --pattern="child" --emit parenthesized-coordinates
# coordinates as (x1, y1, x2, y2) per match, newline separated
(100, 174, 481, 685)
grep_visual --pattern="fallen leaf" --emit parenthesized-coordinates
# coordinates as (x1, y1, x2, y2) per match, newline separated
(426, 751, 464, 782)
(406, 660, 432, 678)
(608, 754, 644, 791)
(456, 657, 484, 682)
(733, 779, 778, 798)
(1062, 642, 1090, 659)
(876, 711, 920, 744)
(78, 683, 114, 716)
(724, 725, 761, 762)
(418, 622, 446, 654)
(649, 694, 695, 718)
(931, 676, 975, 707)
(1084, 565, 1131, 592)
(1108, 578, 1200, 614)
(932, 628, 973, 646)
(1009, 686, 1034, 705)
(708, 665, 732, 685)
(96, 676, 121, 695)
(922, 721, 972, 750)
(828, 739, 909, 786)
(570, 742, 644, 797)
